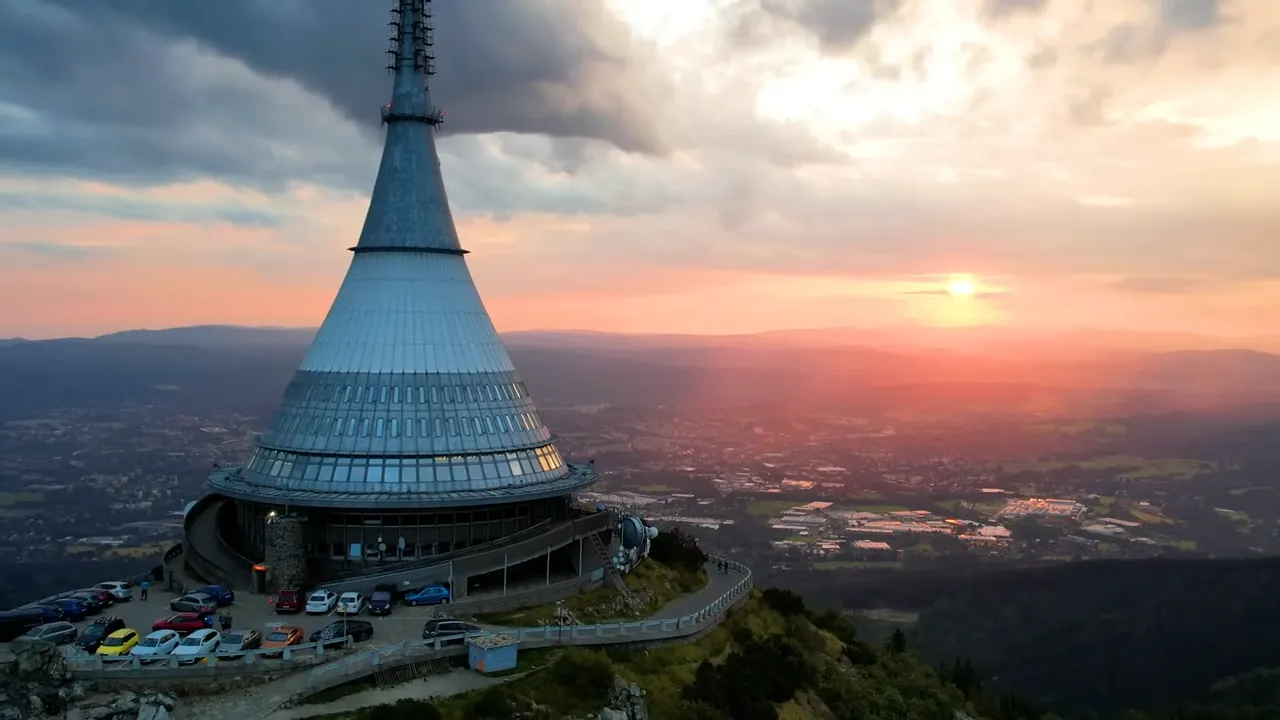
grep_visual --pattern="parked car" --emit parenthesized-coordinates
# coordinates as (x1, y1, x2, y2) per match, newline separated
(404, 584, 450, 606)
(194, 584, 234, 606)
(170, 593, 217, 614)
(273, 587, 303, 614)
(309, 619, 374, 647)
(0, 609, 47, 642)
(96, 628, 141, 657)
(368, 584, 396, 616)
(171, 629, 220, 664)
(68, 591, 109, 614)
(92, 581, 133, 602)
(152, 613, 210, 635)
(75, 588, 116, 607)
(49, 598, 90, 621)
(260, 626, 304, 656)
(305, 590, 338, 614)
(217, 628, 262, 657)
(23, 622, 77, 645)
(335, 592, 365, 616)
(421, 618, 478, 645)
(130, 629, 181, 661)
(76, 616, 125, 653)
(31, 605, 66, 623)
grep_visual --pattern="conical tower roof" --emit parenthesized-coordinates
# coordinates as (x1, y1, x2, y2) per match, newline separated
(210, 0, 595, 509)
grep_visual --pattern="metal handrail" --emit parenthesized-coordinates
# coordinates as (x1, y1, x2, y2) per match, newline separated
(63, 556, 754, 685)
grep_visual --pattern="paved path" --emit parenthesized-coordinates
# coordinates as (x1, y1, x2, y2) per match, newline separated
(172, 561, 748, 720)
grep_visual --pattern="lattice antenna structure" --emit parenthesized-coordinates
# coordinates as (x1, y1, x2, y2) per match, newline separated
(381, 0, 444, 128)
(385, 0, 436, 76)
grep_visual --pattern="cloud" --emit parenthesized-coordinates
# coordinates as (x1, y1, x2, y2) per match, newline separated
(1, 0, 1279, 339)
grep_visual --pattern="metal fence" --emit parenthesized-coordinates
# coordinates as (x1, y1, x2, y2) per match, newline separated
(59, 556, 753, 689)
(300, 556, 754, 695)
(63, 635, 354, 677)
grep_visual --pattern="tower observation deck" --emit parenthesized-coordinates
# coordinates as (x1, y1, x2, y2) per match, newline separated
(182, 0, 602, 591)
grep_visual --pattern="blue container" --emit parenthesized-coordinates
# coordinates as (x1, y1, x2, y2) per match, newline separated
(467, 635, 519, 674)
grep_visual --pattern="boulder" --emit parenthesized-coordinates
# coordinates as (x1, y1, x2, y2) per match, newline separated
(9, 637, 70, 682)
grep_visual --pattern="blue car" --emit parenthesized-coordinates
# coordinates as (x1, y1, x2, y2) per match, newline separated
(32, 604, 66, 623)
(49, 599, 88, 621)
(195, 585, 235, 606)
(404, 585, 450, 606)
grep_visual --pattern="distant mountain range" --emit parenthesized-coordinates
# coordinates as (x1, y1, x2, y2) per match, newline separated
(0, 324, 1278, 422)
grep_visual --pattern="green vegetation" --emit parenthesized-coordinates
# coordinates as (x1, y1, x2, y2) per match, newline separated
(999, 455, 1216, 480)
(915, 557, 1280, 717)
(425, 588, 986, 720)
(848, 503, 911, 513)
(813, 560, 902, 570)
(475, 558, 706, 625)
(747, 499, 800, 516)
(0, 491, 44, 507)
(478, 527, 709, 625)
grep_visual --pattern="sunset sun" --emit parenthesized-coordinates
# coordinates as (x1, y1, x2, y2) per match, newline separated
(946, 275, 977, 297)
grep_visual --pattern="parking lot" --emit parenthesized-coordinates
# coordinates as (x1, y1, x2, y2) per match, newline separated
(22, 585, 462, 657)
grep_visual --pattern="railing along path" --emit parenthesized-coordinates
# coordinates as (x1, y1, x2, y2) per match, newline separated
(59, 557, 753, 694)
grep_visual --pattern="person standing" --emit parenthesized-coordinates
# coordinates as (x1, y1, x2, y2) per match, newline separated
(140, 579, 149, 601)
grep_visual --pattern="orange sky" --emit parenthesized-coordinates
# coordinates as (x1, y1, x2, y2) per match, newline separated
(2, 0, 1278, 345)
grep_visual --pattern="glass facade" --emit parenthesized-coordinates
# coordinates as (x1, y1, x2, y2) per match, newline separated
(238, 443, 567, 496)
(232, 497, 557, 574)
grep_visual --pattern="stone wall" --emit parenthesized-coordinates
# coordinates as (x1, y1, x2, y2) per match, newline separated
(264, 515, 307, 591)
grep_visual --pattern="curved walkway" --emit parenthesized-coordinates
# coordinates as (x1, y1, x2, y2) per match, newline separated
(172, 558, 752, 720)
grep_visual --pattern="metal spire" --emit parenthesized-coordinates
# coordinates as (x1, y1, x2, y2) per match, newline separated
(381, 0, 444, 128)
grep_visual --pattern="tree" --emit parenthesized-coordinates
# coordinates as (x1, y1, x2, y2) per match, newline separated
(887, 628, 907, 654)
(649, 526, 708, 573)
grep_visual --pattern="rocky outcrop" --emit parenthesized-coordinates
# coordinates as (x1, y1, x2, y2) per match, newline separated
(1, 638, 176, 720)
(592, 677, 649, 720)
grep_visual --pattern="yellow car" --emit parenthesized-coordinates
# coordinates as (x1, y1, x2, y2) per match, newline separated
(96, 628, 141, 656)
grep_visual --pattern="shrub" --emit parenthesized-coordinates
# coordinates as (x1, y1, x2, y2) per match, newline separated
(649, 527, 707, 573)
(358, 698, 442, 720)
(548, 647, 616, 703)
(760, 587, 807, 617)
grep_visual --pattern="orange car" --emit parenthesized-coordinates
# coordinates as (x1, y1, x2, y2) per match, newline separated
(260, 625, 304, 656)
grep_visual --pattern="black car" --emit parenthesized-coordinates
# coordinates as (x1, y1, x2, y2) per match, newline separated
(368, 584, 397, 616)
(32, 604, 66, 623)
(0, 609, 44, 642)
(75, 616, 125, 653)
(421, 618, 479, 645)
(67, 592, 108, 614)
(309, 619, 374, 647)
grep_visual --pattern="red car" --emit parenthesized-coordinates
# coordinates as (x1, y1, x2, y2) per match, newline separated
(151, 613, 209, 634)
(273, 588, 303, 614)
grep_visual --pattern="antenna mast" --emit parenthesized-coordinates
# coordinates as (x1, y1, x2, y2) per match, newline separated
(381, 0, 444, 128)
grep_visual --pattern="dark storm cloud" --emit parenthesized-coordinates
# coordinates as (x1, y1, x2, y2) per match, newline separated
(1158, 0, 1223, 31)
(756, 0, 900, 53)
(0, 0, 663, 187)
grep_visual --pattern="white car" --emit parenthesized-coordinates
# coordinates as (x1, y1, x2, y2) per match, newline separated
(305, 590, 339, 614)
(130, 630, 180, 661)
(335, 592, 366, 616)
(171, 629, 220, 664)
(93, 581, 133, 601)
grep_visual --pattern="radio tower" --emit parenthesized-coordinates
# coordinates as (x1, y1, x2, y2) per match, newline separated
(382, 0, 444, 128)
(189, 0, 599, 592)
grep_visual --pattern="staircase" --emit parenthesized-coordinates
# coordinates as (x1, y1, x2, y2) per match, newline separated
(588, 532, 635, 604)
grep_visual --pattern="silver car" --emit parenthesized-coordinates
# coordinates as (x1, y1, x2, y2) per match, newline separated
(169, 593, 216, 614)
(93, 581, 133, 601)
(25, 622, 77, 645)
